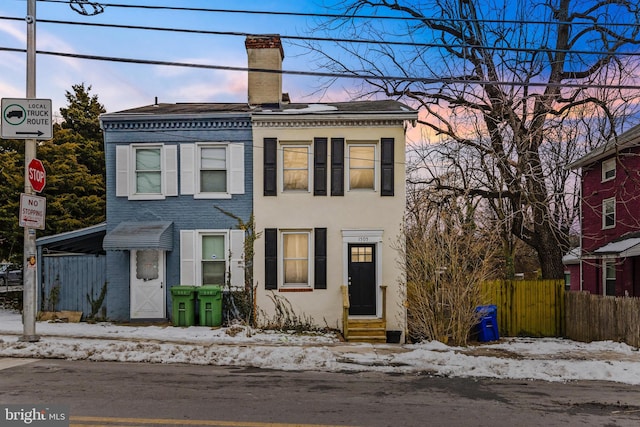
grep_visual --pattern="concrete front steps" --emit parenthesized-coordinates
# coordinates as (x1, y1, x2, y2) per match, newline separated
(346, 318, 387, 343)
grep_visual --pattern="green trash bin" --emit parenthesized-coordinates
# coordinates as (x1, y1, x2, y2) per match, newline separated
(197, 285, 223, 327)
(170, 286, 197, 327)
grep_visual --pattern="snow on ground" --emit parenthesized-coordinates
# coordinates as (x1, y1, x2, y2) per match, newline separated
(0, 308, 639, 384)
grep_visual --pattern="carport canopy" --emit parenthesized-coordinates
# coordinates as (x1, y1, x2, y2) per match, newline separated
(103, 221, 173, 251)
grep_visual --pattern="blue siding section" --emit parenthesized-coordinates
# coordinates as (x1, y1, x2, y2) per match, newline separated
(40, 255, 107, 317)
(102, 114, 253, 320)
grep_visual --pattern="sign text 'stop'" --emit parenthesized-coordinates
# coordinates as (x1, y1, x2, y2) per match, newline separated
(28, 158, 46, 193)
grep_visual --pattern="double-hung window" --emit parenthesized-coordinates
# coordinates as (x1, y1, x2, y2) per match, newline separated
(135, 148, 162, 194)
(264, 228, 326, 290)
(116, 144, 178, 200)
(603, 259, 616, 296)
(348, 144, 376, 190)
(180, 142, 244, 198)
(201, 234, 226, 285)
(602, 158, 616, 182)
(180, 229, 245, 289)
(200, 146, 227, 193)
(282, 145, 310, 191)
(282, 231, 310, 287)
(602, 197, 616, 229)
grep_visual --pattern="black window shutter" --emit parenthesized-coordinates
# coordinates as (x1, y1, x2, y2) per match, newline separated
(331, 138, 344, 196)
(265, 228, 277, 289)
(264, 138, 277, 196)
(314, 228, 327, 289)
(381, 138, 395, 196)
(314, 138, 327, 196)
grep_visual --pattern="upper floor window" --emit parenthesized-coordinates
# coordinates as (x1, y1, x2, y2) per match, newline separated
(180, 142, 244, 198)
(263, 137, 394, 197)
(282, 146, 310, 191)
(200, 146, 227, 193)
(135, 148, 162, 194)
(602, 157, 616, 182)
(602, 197, 616, 229)
(116, 144, 178, 200)
(348, 144, 376, 190)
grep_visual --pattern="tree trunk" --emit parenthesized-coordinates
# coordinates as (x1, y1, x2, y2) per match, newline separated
(535, 229, 566, 280)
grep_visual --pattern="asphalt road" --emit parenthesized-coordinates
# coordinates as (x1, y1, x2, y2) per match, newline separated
(1, 358, 639, 427)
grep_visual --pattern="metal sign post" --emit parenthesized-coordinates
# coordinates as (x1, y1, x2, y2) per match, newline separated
(21, 0, 39, 342)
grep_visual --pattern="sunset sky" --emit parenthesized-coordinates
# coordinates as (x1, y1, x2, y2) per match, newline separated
(0, 1, 346, 118)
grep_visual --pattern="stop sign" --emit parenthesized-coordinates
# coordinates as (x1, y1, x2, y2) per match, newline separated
(28, 158, 46, 193)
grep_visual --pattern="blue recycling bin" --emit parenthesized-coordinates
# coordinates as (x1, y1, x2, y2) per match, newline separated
(475, 305, 499, 342)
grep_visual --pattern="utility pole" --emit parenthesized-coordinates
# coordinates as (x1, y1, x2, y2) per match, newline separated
(21, 0, 39, 342)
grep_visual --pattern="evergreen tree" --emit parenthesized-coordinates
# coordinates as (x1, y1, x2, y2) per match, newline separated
(0, 84, 106, 261)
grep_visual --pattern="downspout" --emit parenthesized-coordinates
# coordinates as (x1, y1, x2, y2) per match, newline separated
(579, 167, 583, 291)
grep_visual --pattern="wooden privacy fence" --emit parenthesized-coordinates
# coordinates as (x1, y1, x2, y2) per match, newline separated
(565, 291, 640, 348)
(480, 280, 565, 337)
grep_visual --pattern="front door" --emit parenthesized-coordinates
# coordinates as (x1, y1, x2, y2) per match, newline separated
(348, 244, 376, 315)
(130, 249, 166, 319)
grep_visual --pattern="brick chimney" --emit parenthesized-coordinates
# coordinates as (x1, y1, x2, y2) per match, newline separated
(245, 35, 284, 107)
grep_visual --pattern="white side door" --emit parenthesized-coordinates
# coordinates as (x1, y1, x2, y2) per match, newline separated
(130, 249, 166, 319)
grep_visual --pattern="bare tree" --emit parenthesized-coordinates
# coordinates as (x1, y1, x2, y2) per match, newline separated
(402, 183, 500, 345)
(310, 0, 640, 278)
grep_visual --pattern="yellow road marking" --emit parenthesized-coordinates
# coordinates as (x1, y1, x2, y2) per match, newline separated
(70, 416, 358, 427)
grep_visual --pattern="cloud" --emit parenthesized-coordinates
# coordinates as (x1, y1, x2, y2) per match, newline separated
(0, 20, 25, 44)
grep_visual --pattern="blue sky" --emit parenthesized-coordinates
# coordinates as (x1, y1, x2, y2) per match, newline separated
(0, 1, 342, 120)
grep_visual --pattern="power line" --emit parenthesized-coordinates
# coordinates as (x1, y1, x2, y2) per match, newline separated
(1, 15, 638, 57)
(2, 45, 640, 90)
(35, 0, 640, 28)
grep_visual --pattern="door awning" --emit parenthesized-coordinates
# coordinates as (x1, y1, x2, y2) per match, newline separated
(103, 221, 173, 251)
(593, 237, 640, 258)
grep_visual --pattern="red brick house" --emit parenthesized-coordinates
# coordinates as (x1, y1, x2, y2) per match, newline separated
(567, 124, 640, 297)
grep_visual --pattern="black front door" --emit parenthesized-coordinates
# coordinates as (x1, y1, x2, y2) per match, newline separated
(348, 244, 376, 315)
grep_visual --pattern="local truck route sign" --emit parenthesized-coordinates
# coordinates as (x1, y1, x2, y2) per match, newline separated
(19, 193, 46, 230)
(1, 98, 53, 140)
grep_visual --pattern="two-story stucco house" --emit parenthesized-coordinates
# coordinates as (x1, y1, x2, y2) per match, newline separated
(567, 124, 640, 297)
(100, 104, 252, 321)
(248, 37, 417, 342)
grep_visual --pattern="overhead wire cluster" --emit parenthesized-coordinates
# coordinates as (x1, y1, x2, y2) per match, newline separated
(1, 0, 639, 89)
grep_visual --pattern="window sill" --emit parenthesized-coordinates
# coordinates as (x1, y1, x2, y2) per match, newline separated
(192, 193, 233, 200)
(128, 194, 166, 201)
(279, 288, 313, 292)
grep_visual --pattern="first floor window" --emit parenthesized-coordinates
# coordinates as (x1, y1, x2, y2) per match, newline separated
(283, 232, 310, 286)
(348, 145, 375, 190)
(135, 147, 162, 194)
(264, 228, 327, 290)
(602, 197, 616, 229)
(201, 234, 226, 285)
(604, 260, 616, 296)
(180, 229, 245, 289)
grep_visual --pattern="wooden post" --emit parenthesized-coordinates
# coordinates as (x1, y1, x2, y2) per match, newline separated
(381, 285, 387, 322)
(341, 285, 349, 340)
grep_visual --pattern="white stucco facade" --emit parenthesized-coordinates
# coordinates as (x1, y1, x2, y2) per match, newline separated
(252, 108, 416, 338)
